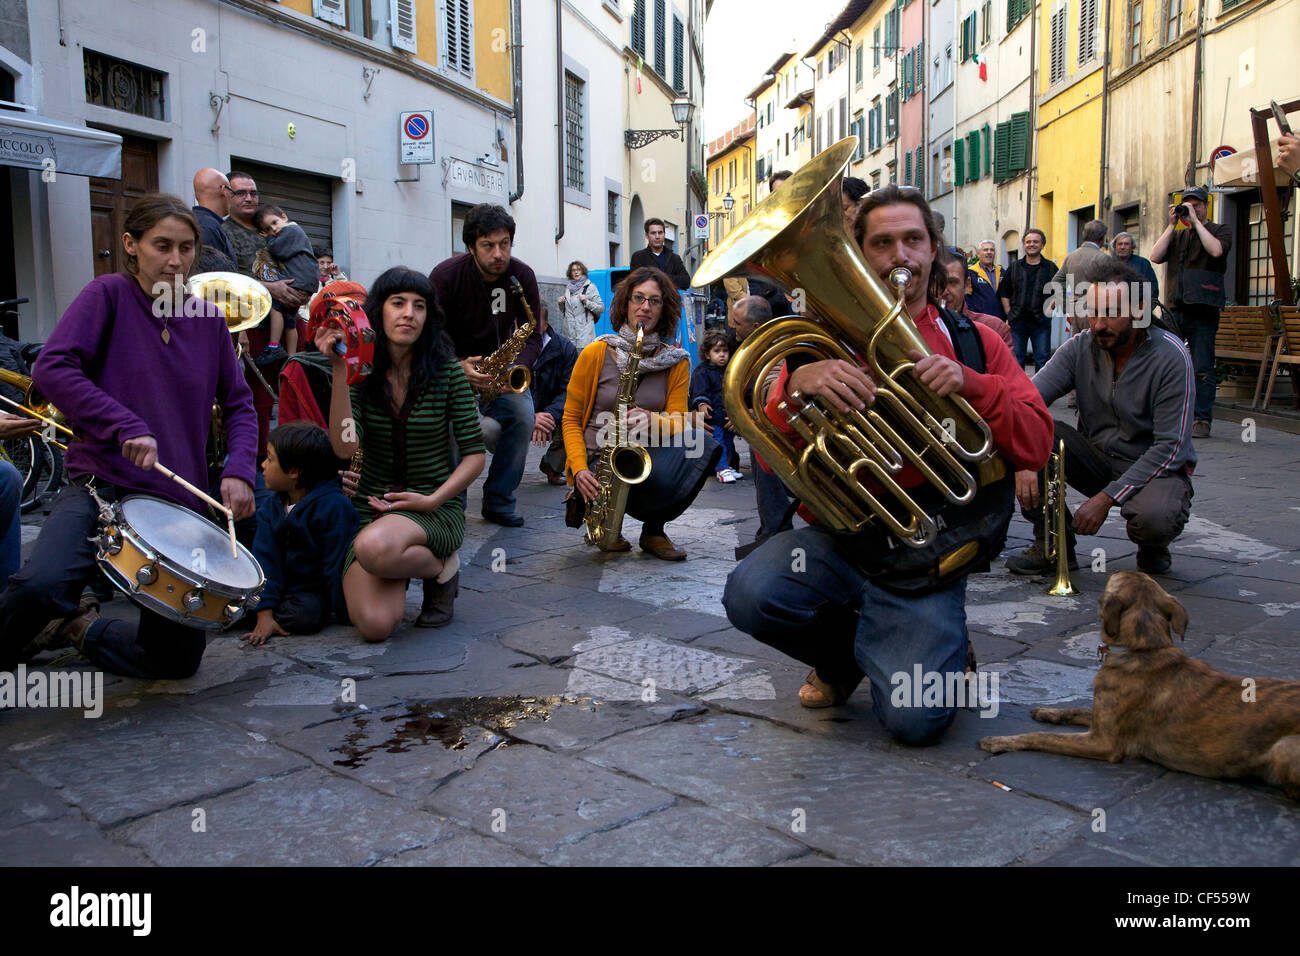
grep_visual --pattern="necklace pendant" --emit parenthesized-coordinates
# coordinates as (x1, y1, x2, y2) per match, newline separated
(161, 327, 171, 344)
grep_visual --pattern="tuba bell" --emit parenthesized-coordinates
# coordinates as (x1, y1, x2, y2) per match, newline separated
(693, 137, 1002, 549)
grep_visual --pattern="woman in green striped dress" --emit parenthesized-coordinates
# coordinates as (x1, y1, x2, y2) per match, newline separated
(317, 267, 485, 643)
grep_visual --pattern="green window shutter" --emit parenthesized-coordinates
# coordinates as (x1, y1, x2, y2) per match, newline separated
(955, 138, 965, 185)
(904, 150, 913, 185)
(1009, 111, 1030, 172)
(903, 52, 911, 98)
(994, 120, 1011, 180)
(983, 124, 992, 175)
(967, 131, 979, 181)
(915, 147, 925, 193)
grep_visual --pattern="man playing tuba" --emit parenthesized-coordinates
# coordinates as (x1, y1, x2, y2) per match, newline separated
(723, 186, 1054, 745)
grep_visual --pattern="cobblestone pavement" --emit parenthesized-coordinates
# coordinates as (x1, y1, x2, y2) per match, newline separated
(3, 406, 1299, 865)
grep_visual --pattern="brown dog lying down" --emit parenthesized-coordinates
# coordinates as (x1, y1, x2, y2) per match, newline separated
(979, 571, 1300, 799)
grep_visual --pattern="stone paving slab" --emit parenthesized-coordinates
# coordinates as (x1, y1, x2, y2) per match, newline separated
(1197, 635, 1300, 681)
(503, 697, 705, 753)
(0, 765, 73, 830)
(582, 715, 1081, 866)
(1088, 773, 1300, 866)
(1030, 839, 1158, 867)
(375, 831, 541, 866)
(113, 768, 458, 866)
(9, 708, 309, 827)
(542, 805, 807, 866)
(423, 745, 677, 856)
(971, 750, 1166, 813)
(0, 815, 151, 866)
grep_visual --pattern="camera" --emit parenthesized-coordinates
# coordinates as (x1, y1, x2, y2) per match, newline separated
(1175, 203, 1190, 219)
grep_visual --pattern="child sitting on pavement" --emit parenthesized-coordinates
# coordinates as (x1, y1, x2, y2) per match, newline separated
(245, 422, 358, 645)
(252, 205, 321, 364)
(689, 330, 743, 483)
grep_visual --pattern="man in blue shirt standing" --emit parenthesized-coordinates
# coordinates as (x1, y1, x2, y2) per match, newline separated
(966, 240, 1006, 320)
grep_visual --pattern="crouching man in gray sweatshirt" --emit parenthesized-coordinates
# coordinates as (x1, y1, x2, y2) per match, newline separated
(1006, 259, 1195, 576)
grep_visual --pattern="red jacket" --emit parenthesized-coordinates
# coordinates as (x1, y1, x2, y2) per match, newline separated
(764, 303, 1053, 522)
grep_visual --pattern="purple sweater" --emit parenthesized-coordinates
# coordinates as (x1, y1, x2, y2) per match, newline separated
(33, 273, 258, 512)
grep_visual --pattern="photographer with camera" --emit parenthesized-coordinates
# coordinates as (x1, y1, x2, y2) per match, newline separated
(1150, 186, 1232, 439)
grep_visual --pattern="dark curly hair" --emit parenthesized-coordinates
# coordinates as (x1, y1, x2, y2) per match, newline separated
(462, 204, 516, 248)
(360, 267, 456, 413)
(853, 185, 947, 307)
(609, 267, 681, 343)
(267, 422, 339, 491)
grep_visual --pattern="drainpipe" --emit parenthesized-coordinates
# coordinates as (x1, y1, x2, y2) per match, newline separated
(1187, 0, 1207, 186)
(555, 0, 565, 243)
(509, 0, 524, 203)
(1098, 0, 1112, 212)
(1024, 0, 1038, 237)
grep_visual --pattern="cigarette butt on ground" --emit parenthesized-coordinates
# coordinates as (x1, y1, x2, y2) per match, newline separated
(992, 781, 1012, 792)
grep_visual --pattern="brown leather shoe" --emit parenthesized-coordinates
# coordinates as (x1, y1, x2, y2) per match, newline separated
(539, 461, 566, 486)
(21, 595, 100, 659)
(639, 534, 686, 561)
(416, 573, 458, 628)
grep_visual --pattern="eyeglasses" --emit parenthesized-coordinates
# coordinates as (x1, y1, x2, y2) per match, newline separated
(630, 293, 663, 308)
(231, 189, 259, 198)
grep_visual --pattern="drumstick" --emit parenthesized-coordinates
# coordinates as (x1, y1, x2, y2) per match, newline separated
(152, 461, 239, 559)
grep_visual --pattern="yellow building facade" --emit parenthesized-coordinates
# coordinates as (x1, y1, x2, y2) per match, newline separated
(1034, 0, 1106, 261)
(706, 117, 756, 248)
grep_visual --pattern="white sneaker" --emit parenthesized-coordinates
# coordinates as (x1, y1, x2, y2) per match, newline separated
(727, 468, 745, 480)
(717, 470, 737, 483)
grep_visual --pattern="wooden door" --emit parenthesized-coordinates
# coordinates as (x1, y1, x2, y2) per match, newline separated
(88, 135, 159, 277)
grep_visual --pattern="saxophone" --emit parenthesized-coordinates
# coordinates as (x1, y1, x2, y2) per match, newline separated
(475, 276, 536, 404)
(584, 327, 652, 551)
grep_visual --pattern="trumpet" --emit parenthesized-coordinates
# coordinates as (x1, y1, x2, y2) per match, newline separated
(1044, 439, 1079, 596)
(0, 369, 75, 448)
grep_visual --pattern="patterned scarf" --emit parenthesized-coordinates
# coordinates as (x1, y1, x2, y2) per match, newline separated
(566, 276, 588, 296)
(597, 324, 688, 374)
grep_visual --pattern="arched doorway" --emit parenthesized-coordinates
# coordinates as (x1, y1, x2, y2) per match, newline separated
(628, 194, 644, 253)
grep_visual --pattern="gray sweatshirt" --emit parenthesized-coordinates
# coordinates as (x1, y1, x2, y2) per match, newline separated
(1031, 327, 1196, 503)
(266, 222, 321, 293)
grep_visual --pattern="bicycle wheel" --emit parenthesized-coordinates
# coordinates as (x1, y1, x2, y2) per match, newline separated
(22, 437, 63, 513)
(2, 435, 38, 500)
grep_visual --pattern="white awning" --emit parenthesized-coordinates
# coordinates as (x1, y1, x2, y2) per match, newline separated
(0, 112, 122, 179)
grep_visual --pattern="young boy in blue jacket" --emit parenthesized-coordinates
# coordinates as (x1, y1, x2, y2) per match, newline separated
(245, 422, 357, 645)
(689, 330, 742, 481)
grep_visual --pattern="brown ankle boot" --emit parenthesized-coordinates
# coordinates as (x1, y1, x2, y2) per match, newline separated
(416, 573, 458, 628)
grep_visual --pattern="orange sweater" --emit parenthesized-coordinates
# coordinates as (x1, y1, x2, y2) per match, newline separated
(561, 340, 691, 478)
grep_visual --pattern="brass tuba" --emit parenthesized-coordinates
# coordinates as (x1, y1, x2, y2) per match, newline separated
(584, 326, 652, 550)
(693, 137, 1001, 549)
(475, 276, 536, 404)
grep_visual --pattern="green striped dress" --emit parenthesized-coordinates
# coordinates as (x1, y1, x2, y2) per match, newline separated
(343, 360, 484, 572)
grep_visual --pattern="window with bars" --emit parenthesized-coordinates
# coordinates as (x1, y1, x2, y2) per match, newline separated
(608, 191, 620, 234)
(1049, 3, 1068, 84)
(1079, 0, 1099, 65)
(672, 15, 685, 90)
(1130, 0, 1143, 64)
(83, 49, 166, 119)
(564, 71, 585, 192)
(441, 0, 472, 75)
(632, 0, 646, 56)
(653, 0, 667, 76)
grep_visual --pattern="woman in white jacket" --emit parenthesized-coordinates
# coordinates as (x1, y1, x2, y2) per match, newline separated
(557, 260, 603, 349)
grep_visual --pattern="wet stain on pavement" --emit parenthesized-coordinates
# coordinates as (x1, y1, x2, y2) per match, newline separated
(333, 694, 598, 768)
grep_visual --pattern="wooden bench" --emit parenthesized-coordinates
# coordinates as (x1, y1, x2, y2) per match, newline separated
(1262, 306, 1300, 411)
(1214, 305, 1277, 409)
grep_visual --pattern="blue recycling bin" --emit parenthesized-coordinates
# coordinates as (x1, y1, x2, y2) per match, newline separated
(587, 267, 702, 370)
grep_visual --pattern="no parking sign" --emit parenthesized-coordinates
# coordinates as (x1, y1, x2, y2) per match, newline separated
(400, 110, 434, 164)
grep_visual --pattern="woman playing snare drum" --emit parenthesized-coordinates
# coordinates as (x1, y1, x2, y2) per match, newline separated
(0, 193, 258, 678)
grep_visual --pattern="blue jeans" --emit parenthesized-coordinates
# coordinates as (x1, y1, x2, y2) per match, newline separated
(470, 390, 533, 515)
(723, 526, 969, 745)
(752, 458, 795, 543)
(1011, 323, 1053, 370)
(712, 424, 737, 471)
(0, 461, 21, 585)
(1174, 304, 1219, 422)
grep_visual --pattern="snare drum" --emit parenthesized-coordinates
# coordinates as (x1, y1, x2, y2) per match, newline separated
(95, 495, 264, 630)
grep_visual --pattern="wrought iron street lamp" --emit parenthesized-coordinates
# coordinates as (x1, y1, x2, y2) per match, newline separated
(625, 97, 696, 149)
